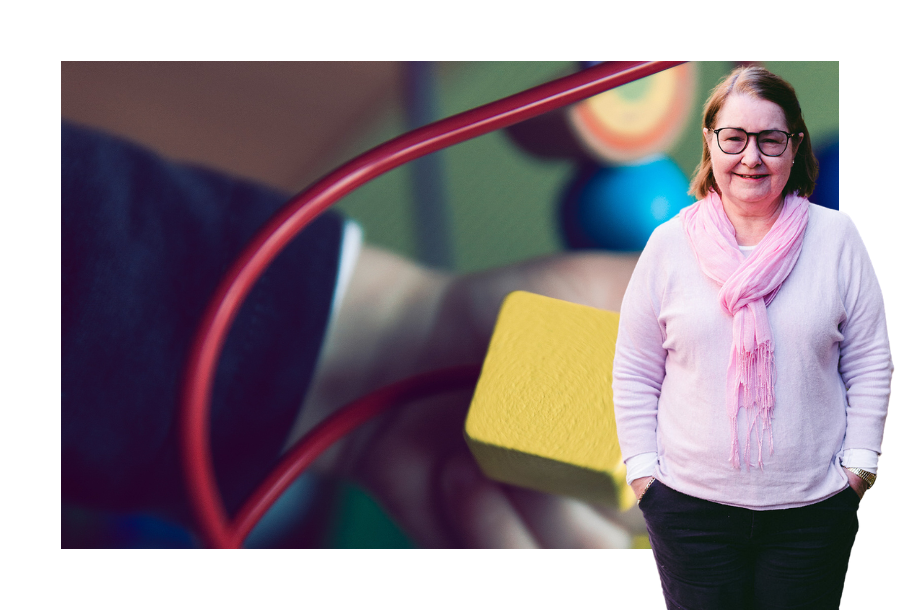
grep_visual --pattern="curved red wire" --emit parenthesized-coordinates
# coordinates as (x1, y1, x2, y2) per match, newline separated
(228, 365, 482, 547)
(181, 61, 688, 549)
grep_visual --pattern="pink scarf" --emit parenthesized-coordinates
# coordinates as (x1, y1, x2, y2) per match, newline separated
(681, 191, 809, 469)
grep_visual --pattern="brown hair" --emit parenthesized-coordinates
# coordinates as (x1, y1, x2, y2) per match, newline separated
(688, 65, 818, 199)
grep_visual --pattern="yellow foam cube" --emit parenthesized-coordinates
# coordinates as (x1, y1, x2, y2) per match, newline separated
(464, 290, 633, 511)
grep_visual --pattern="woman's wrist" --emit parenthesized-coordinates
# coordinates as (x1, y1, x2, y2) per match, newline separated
(625, 452, 659, 484)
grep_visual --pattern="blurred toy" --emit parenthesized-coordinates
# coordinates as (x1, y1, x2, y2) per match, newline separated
(465, 291, 631, 510)
(504, 61, 697, 252)
(561, 155, 693, 251)
(567, 62, 696, 164)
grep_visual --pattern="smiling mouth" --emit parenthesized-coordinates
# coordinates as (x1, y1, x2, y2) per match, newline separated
(736, 173, 767, 180)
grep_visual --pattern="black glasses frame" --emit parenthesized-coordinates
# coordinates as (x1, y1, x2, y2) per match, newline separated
(712, 127, 797, 157)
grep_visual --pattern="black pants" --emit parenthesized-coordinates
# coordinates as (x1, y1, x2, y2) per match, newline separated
(638, 480, 860, 610)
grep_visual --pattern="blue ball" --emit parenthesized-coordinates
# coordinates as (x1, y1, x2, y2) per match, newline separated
(811, 138, 838, 211)
(562, 156, 693, 251)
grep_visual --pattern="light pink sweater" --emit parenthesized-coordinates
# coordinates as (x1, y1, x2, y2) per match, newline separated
(612, 204, 893, 509)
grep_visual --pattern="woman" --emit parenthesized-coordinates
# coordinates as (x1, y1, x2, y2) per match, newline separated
(612, 65, 892, 609)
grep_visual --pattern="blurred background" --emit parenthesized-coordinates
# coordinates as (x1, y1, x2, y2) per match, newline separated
(61, 61, 838, 548)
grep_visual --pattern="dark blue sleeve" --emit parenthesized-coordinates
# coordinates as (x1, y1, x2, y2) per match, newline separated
(61, 123, 344, 521)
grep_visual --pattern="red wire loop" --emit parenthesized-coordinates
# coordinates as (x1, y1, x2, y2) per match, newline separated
(180, 61, 688, 549)
(228, 365, 482, 547)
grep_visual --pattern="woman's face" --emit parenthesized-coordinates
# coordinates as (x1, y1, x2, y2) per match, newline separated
(704, 93, 802, 213)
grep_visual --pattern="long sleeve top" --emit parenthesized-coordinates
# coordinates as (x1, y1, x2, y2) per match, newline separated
(612, 203, 892, 510)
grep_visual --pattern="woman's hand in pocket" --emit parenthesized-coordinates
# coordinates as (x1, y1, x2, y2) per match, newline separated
(630, 476, 655, 503)
(843, 468, 867, 500)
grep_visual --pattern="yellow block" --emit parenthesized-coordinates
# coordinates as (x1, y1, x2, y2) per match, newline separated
(464, 291, 633, 511)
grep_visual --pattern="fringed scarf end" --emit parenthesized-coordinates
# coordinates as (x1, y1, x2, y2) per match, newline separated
(731, 340, 777, 469)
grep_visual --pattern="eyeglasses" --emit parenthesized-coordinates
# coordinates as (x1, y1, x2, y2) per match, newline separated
(712, 128, 797, 157)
